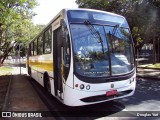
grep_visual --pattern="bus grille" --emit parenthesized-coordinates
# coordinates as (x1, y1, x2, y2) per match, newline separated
(80, 90, 133, 103)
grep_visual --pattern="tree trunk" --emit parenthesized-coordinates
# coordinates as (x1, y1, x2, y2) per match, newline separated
(0, 57, 2, 66)
(152, 32, 156, 64)
(158, 38, 160, 62)
(136, 48, 139, 69)
(0, 46, 13, 65)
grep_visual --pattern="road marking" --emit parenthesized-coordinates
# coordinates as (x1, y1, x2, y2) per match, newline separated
(95, 105, 137, 120)
(113, 104, 137, 117)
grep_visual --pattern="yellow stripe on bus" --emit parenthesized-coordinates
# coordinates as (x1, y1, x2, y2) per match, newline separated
(28, 60, 54, 71)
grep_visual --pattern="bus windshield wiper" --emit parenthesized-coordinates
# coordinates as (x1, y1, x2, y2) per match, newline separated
(84, 20, 102, 42)
(112, 24, 119, 35)
(84, 20, 104, 54)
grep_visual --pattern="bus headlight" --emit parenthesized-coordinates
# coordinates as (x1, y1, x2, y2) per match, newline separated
(80, 84, 85, 89)
(130, 78, 135, 84)
(86, 85, 90, 90)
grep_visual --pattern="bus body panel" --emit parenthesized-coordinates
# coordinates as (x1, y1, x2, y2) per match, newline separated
(63, 73, 136, 106)
(73, 73, 136, 92)
(28, 54, 53, 87)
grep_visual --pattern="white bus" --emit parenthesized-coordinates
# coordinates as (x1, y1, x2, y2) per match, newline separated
(27, 8, 136, 106)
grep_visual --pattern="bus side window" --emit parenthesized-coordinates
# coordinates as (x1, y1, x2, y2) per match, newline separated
(37, 35, 43, 55)
(30, 43, 34, 56)
(44, 27, 52, 54)
(34, 39, 37, 56)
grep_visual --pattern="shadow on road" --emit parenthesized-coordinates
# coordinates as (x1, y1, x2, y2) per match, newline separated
(119, 77, 160, 111)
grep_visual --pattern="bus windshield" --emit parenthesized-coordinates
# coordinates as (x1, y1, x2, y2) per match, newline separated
(70, 23, 134, 77)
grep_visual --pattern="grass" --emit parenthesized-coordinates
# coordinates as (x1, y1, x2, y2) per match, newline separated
(0, 66, 13, 76)
(147, 63, 160, 68)
(139, 63, 160, 69)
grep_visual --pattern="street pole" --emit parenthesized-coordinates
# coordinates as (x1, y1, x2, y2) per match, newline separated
(19, 48, 21, 75)
(18, 43, 23, 75)
(158, 38, 160, 62)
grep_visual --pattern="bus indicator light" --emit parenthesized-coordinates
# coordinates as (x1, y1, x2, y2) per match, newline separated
(86, 85, 90, 90)
(75, 84, 78, 88)
(130, 78, 135, 84)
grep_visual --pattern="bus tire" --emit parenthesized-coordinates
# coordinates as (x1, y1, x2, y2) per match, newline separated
(28, 67, 31, 75)
(44, 73, 51, 94)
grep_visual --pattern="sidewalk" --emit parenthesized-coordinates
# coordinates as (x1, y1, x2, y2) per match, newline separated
(137, 67, 160, 80)
(3, 75, 49, 111)
(2, 66, 54, 119)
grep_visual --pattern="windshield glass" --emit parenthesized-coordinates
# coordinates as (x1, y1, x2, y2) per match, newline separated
(70, 24, 134, 77)
(104, 26, 134, 75)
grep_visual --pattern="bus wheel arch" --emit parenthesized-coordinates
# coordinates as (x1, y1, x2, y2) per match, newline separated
(43, 72, 51, 94)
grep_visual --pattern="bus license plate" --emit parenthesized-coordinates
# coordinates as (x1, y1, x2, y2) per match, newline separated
(106, 90, 118, 96)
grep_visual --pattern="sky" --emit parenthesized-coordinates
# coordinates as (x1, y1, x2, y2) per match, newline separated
(32, 0, 78, 25)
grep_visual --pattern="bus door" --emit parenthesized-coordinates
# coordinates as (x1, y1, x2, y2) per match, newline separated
(53, 28, 63, 99)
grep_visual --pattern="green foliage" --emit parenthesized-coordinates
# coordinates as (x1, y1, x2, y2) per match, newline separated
(0, 0, 39, 64)
(76, 0, 132, 14)
(132, 27, 143, 46)
(149, 0, 160, 7)
(139, 63, 160, 68)
(0, 66, 13, 71)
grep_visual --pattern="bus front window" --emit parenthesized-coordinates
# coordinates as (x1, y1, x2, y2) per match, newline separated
(70, 24, 110, 77)
(70, 24, 134, 78)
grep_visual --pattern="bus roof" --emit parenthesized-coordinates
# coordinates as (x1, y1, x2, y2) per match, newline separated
(41, 8, 126, 31)
(29, 8, 127, 44)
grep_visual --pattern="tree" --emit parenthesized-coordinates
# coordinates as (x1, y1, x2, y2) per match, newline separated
(135, 1, 160, 63)
(13, 23, 45, 57)
(148, 0, 160, 7)
(0, 0, 38, 65)
(75, 0, 133, 15)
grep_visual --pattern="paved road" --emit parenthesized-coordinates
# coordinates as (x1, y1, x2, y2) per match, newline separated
(119, 77, 160, 111)
(29, 77, 160, 120)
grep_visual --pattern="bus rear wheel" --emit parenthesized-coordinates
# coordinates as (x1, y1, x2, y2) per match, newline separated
(28, 67, 31, 75)
(44, 73, 51, 94)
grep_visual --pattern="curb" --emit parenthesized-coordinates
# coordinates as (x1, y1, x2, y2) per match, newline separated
(2, 74, 13, 111)
(136, 74, 160, 80)
(137, 67, 160, 70)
